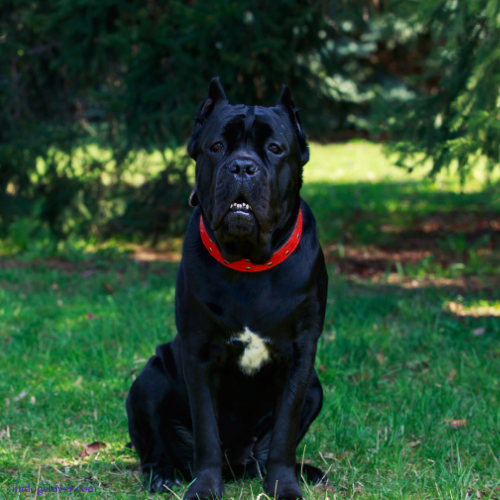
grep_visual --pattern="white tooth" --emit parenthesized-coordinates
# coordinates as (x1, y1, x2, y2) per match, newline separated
(246, 204, 249, 209)
(238, 204, 242, 209)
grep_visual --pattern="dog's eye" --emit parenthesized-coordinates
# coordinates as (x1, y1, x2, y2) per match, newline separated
(209, 142, 224, 154)
(268, 144, 282, 155)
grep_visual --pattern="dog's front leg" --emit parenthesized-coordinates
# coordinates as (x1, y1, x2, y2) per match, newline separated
(181, 338, 224, 500)
(264, 335, 318, 499)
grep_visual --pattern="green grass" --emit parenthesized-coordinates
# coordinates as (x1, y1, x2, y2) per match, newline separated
(1, 141, 500, 499)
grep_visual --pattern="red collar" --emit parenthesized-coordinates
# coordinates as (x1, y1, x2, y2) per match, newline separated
(199, 210, 303, 272)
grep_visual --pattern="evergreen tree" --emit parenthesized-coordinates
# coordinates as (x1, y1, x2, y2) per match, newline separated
(376, 0, 500, 181)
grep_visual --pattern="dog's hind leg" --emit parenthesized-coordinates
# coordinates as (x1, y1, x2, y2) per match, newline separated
(126, 343, 194, 492)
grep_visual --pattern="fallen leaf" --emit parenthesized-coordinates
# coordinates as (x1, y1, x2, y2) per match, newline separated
(57, 299, 63, 307)
(5, 337, 11, 342)
(477, 492, 482, 499)
(79, 441, 106, 458)
(0, 426, 10, 439)
(447, 301, 463, 314)
(13, 391, 28, 402)
(73, 376, 83, 387)
(30, 396, 36, 405)
(408, 439, 421, 447)
(448, 368, 457, 382)
(86, 313, 99, 320)
(444, 418, 467, 429)
(348, 372, 370, 385)
(376, 350, 387, 365)
(51, 283, 59, 290)
(102, 283, 114, 294)
(472, 327, 485, 336)
(320, 364, 327, 372)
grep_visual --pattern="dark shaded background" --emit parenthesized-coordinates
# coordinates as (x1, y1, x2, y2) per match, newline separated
(1, 0, 499, 241)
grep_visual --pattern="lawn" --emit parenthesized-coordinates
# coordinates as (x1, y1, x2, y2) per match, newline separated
(1, 142, 499, 499)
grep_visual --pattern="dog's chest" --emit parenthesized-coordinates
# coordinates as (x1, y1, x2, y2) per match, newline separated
(229, 327, 271, 376)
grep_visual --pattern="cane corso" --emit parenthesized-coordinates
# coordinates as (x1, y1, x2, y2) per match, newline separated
(126, 78, 328, 499)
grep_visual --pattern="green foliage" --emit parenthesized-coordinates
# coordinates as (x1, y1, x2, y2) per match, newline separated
(2, 0, 499, 241)
(1, 0, 419, 241)
(0, 1, 342, 238)
(376, 0, 500, 182)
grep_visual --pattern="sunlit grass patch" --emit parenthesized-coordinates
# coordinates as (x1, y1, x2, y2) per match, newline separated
(446, 299, 500, 317)
(306, 140, 500, 190)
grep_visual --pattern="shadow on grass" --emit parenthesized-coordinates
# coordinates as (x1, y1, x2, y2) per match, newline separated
(302, 180, 500, 282)
(303, 180, 500, 248)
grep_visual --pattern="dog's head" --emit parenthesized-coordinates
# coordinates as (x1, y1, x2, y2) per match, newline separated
(187, 78, 309, 264)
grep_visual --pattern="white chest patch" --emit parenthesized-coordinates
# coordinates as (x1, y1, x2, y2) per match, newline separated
(231, 327, 271, 376)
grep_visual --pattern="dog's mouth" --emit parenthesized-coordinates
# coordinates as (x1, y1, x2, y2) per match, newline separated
(218, 194, 257, 240)
(229, 195, 253, 214)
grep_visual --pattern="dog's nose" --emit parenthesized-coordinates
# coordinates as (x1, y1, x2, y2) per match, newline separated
(228, 159, 258, 177)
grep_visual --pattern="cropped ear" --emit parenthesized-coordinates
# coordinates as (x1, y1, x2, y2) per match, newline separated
(188, 188, 199, 207)
(277, 85, 309, 166)
(187, 77, 228, 159)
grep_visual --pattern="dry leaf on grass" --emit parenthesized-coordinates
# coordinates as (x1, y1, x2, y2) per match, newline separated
(348, 372, 370, 385)
(86, 313, 99, 320)
(408, 440, 421, 447)
(79, 441, 106, 458)
(376, 350, 387, 365)
(448, 368, 457, 382)
(102, 283, 114, 294)
(73, 376, 83, 387)
(472, 327, 485, 336)
(447, 301, 463, 314)
(13, 391, 28, 402)
(444, 418, 467, 429)
(0, 426, 11, 439)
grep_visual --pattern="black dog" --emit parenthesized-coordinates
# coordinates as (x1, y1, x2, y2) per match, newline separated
(126, 78, 328, 500)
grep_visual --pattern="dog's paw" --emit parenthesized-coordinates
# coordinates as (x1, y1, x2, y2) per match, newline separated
(183, 469, 224, 500)
(264, 467, 303, 500)
(297, 463, 329, 485)
(144, 473, 182, 493)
